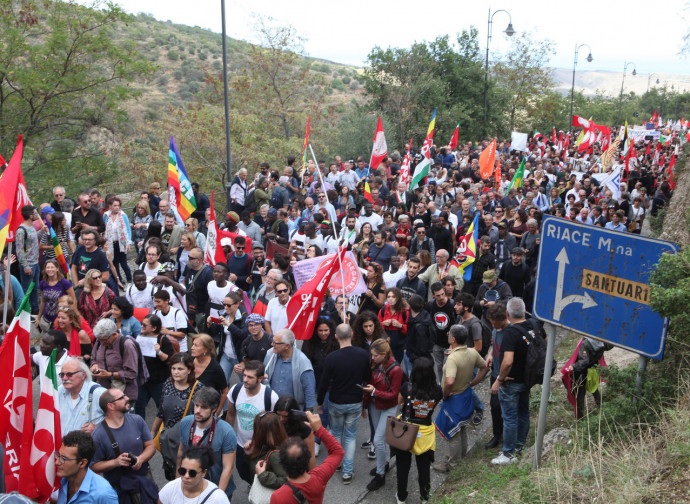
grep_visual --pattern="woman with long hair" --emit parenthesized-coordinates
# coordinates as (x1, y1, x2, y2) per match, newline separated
(78, 268, 115, 329)
(363, 338, 403, 492)
(273, 396, 316, 470)
(358, 263, 385, 315)
(55, 305, 92, 362)
(103, 196, 133, 284)
(176, 232, 198, 279)
(191, 334, 228, 416)
(245, 411, 288, 490)
(355, 222, 373, 248)
(378, 288, 409, 366)
(441, 276, 457, 301)
(509, 208, 528, 242)
(152, 352, 204, 480)
(184, 217, 206, 251)
(158, 446, 229, 504)
(417, 250, 432, 274)
(132, 200, 152, 254)
(36, 259, 76, 332)
(393, 357, 443, 504)
(352, 311, 386, 350)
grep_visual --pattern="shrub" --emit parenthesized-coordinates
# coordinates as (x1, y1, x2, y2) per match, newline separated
(167, 50, 179, 61)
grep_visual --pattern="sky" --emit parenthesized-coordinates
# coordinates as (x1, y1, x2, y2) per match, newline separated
(104, 0, 689, 77)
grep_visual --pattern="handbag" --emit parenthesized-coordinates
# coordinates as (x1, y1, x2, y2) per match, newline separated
(385, 383, 419, 452)
(154, 380, 198, 451)
(248, 450, 278, 504)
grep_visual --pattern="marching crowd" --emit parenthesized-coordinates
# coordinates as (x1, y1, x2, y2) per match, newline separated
(13, 130, 678, 504)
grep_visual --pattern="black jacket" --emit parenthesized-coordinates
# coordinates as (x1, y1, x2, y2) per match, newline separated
(406, 309, 434, 362)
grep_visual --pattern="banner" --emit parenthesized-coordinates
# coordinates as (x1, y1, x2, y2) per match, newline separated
(510, 132, 528, 152)
(292, 251, 366, 296)
(629, 129, 660, 141)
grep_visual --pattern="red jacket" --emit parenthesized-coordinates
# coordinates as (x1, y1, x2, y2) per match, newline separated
(364, 356, 403, 410)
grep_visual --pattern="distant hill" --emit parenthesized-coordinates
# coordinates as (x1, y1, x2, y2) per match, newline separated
(551, 68, 688, 97)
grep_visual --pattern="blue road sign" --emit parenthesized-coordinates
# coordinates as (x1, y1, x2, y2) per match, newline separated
(534, 215, 677, 359)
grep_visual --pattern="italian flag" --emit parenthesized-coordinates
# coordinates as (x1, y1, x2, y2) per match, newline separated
(410, 108, 436, 188)
(31, 348, 62, 502)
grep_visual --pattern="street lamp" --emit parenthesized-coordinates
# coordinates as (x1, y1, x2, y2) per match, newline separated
(569, 43, 593, 133)
(617, 60, 637, 125)
(483, 8, 515, 135)
(646, 73, 659, 120)
(220, 0, 233, 211)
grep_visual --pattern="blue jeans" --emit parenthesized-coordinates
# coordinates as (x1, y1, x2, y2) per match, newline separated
(369, 404, 398, 476)
(471, 368, 484, 412)
(219, 354, 238, 383)
(499, 381, 530, 455)
(328, 401, 361, 475)
(20, 263, 40, 313)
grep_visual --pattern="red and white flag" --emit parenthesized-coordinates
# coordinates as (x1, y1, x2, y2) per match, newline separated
(0, 287, 35, 495)
(31, 349, 62, 502)
(398, 138, 413, 188)
(204, 191, 226, 267)
(448, 123, 460, 150)
(287, 246, 346, 340)
(369, 116, 388, 171)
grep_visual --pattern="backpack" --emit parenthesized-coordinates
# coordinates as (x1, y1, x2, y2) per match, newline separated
(245, 187, 257, 214)
(95, 335, 150, 387)
(380, 361, 408, 391)
(514, 321, 555, 389)
(230, 383, 273, 412)
(270, 187, 285, 209)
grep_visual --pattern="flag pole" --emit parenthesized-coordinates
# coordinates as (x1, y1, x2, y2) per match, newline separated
(309, 144, 347, 322)
(3, 243, 12, 330)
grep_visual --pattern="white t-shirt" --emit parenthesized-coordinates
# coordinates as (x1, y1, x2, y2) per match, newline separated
(264, 297, 288, 333)
(228, 383, 279, 446)
(126, 283, 154, 312)
(358, 212, 383, 232)
(154, 306, 188, 352)
(140, 262, 161, 281)
(32, 351, 69, 386)
(158, 480, 229, 504)
(207, 281, 233, 318)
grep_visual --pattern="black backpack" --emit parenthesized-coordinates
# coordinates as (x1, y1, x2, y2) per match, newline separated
(245, 187, 257, 214)
(270, 187, 285, 209)
(515, 321, 555, 389)
(230, 383, 273, 412)
(94, 335, 150, 387)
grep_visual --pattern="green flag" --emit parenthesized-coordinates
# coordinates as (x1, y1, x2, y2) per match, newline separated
(507, 159, 525, 191)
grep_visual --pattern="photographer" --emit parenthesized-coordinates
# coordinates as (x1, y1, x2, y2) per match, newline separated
(91, 388, 158, 504)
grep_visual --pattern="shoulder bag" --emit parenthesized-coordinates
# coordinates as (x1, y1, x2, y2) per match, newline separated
(154, 380, 198, 451)
(248, 450, 279, 504)
(385, 383, 419, 452)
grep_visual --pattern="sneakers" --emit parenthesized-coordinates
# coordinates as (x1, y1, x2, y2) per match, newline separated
(369, 462, 389, 476)
(367, 444, 376, 459)
(491, 452, 518, 465)
(361, 441, 372, 449)
(472, 409, 484, 425)
(366, 474, 385, 491)
(342, 473, 352, 485)
(395, 492, 406, 504)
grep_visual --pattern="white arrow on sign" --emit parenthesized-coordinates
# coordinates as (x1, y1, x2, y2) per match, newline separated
(553, 247, 598, 321)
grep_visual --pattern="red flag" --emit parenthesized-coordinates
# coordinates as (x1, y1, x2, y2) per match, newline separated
(624, 143, 634, 179)
(494, 159, 502, 191)
(478, 139, 496, 180)
(398, 138, 413, 188)
(558, 132, 564, 151)
(0, 153, 6, 168)
(0, 136, 32, 253)
(564, 133, 570, 151)
(363, 182, 373, 203)
(448, 123, 460, 150)
(552, 127, 557, 144)
(287, 247, 346, 339)
(204, 191, 226, 267)
(369, 116, 388, 170)
(0, 290, 35, 494)
(645, 142, 651, 156)
(668, 152, 677, 189)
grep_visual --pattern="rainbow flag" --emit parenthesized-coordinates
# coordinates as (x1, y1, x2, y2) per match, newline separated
(0, 136, 24, 255)
(450, 212, 480, 281)
(46, 220, 71, 282)
(410, 108, 436, 188)
(167, 137, 196, 221)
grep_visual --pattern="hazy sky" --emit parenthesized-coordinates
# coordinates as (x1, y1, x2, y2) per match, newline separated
(107, 0, 689, 77)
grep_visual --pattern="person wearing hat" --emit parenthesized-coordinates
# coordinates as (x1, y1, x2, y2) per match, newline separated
(492, 221, 516, 268)
(16, 204, 40, 314)
(321, 220, 339, 255)
(499, 248, 531, 299)
(221, 211, 243, 234)
(474, 269, 512, 323)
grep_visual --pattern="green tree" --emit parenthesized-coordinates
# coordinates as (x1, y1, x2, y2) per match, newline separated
(492, 33, 556, 133)
(0, 0, 153, 173)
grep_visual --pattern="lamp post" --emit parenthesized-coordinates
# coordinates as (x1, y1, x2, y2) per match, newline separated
(569, 43, 593, 133)
(617, 60, 637, 126)
(646, 73, 659, 120)
(220, 0, 233, 211)
(483, 8, 515, 136)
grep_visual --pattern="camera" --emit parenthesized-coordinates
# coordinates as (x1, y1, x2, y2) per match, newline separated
(126, 453, 137, 466)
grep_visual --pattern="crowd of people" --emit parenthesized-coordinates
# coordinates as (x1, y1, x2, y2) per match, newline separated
(18, 129, 678, 504)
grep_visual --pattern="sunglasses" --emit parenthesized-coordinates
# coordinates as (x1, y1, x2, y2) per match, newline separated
(223, 302, 236, 307)
(108, 395, 127, 404)
(58, 371, 81, 379)
(178, 467, 201, 478)
(275, 289, 289, 294)
(235, 246, 244, 250)
(92, 275, 102, 280)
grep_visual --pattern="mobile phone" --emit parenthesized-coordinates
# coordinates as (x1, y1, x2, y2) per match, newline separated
(355, 383, 364, 389)
(210, 316, 222, 324)
(290, 409, 308, 422)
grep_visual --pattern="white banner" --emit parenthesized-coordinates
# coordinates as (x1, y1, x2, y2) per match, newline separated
(511, 132, 529, 152)
(629, 129, 660, 141)
(292, 251, 366, 296)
